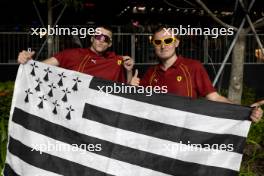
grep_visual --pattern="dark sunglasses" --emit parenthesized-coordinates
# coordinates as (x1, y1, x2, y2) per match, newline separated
(94, 34, 112, 43)
(152, 37, 176, 46)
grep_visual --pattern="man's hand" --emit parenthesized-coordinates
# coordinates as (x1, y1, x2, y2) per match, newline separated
(206, 92, 263, 123)
(130, 69, 140, 86)
(250, 104, 263, 123)
(18, 50, 35, 64)
(122, 56, 134, 71)
(251, 100, 264, 107)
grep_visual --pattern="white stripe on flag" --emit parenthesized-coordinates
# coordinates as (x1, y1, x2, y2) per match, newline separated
(69, 119, 243, 171)
(85, 89, 251, 137)
(10, 123, 172, 176)
(11, 109, 242, 171)
(6, 151, 62, 176)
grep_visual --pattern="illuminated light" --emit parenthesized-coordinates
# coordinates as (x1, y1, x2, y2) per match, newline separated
(127, 6, 130, 9)
(133, 6, 137, 13)
(176, 9, 180, 12)
(138, 6, 146, 11)
(168, 8, 172, 12)
(221, 11, 233, 16)
(149, 35, 152, 43)
(151, 7, 155, 11)
(159, 7, 163, 11)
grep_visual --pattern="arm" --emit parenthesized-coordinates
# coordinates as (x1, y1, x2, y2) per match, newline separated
(126, 70, 133, 84)
(250, 100, 264, 123)
(195, 62, 262, 122)
(122, 56, 134, 84)
(17, 50, 59, 66)
(206, 92, 263, 122)
(251, 100, 264, 107)
(42, 57, 59, 66)
(206, 92, 233, 104)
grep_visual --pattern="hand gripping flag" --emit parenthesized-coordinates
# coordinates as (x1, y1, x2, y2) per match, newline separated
(3, 60, 252, 176)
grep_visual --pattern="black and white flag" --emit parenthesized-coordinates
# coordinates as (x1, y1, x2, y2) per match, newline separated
(4, 60, 252, 176)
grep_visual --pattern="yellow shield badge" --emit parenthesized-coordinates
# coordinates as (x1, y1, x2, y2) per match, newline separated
(117, 60, 122, 65)
(176, 76, 182, 82)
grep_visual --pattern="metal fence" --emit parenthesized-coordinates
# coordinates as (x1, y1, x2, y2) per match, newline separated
(0, 32, 263, 64)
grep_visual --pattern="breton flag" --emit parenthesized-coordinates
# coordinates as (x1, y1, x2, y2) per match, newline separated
(3, 60, 252, 176)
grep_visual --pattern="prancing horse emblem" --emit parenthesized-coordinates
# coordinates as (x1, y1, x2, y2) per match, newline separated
(176, 76, 182, 82)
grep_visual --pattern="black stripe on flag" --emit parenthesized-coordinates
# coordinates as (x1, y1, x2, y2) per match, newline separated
(11, 107, 238, 176)
(89, 77, 252, 121)
(82, 103, 245, 154)
(8, 137, 113, 176)
(3, 164, 20, 176)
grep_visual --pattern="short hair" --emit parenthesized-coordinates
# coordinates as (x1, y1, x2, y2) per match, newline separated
(152, 24, 180, 40)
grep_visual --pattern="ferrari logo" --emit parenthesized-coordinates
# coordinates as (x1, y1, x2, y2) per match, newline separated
(117, 60, 122, 65)
(176, 76, 182, 82)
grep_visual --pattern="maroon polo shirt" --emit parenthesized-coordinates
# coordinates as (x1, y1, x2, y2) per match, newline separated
(140, 56, 216, 98)
(53, 48, 125, 82)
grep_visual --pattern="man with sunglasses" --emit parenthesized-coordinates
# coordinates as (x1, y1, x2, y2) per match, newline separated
(18, 26, 134, 83)
(130, 27, 262, 122)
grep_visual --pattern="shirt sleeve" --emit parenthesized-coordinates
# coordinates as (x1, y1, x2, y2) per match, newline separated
(194, 62, 216, 97)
